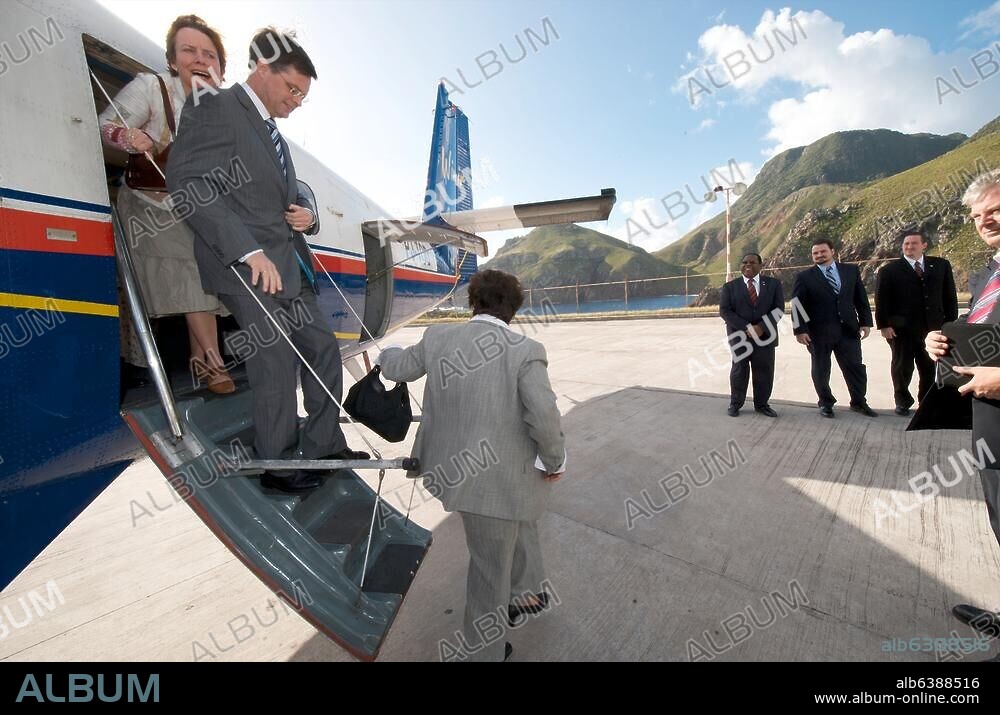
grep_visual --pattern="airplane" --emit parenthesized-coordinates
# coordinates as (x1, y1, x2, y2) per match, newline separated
(0, 0, 615, 661)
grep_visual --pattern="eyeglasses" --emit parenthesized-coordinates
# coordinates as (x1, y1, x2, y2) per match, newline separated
(279, 73, 309, 103)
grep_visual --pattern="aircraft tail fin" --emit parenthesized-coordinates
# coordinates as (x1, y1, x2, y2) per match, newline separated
(424, 83, 476, 281)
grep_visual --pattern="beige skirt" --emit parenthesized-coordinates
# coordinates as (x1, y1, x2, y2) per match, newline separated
(117, 186, 226, 317)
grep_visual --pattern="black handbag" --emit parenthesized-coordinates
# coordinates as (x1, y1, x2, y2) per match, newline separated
(344, 366, 413, 442)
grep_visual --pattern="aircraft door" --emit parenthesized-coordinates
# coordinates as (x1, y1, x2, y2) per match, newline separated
(361, 228, 393, 343)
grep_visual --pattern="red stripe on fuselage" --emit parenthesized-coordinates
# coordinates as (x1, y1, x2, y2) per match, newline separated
(312, 252, 366, 276)
(392, 266, 457, 284)
(312, 251, 457, 285)
(0, 207, 114, 257)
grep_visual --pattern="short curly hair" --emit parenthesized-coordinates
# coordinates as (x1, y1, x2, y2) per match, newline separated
(165, 14, 226, 78)
(468, 270, 524, 323)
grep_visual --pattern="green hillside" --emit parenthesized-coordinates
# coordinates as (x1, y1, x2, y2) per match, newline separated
(488, 224, 705, 301)
(654, 120, 999, 298)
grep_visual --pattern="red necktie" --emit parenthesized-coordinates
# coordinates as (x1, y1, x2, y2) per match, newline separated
(968, 266, 1000, 324)
(747, 279, 758, 306)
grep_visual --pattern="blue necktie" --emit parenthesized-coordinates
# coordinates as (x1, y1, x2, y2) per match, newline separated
(825, 265, 840, 295)
(266, 118, 315, 290)
(265, 119, 286, 177)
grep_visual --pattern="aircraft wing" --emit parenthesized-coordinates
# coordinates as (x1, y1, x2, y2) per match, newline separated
(361, 218, 489, 257)
(440, 188, 617, 234)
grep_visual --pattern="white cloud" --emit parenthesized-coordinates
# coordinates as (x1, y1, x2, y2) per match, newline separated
(960, 1, 1000, 39)
(607, 159, 759, 253)
(694, 118, 716, 133)
(675, 9, 1000, 156)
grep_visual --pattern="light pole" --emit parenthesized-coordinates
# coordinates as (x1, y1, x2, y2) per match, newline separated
(704, 182, 747, 282)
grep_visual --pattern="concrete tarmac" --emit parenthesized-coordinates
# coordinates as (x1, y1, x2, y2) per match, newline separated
(2, 317, 998, 661)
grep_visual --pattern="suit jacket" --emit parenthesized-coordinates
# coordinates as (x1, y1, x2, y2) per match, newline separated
(874, 256, 958, 334)
(719, 274, 785, 348)
(908, 260, 1000, 469)
(964, 261, 1000, 469)
(791, 262, 873, 343)
(380, 320, 565, 521)
(166, 85, 318, 298)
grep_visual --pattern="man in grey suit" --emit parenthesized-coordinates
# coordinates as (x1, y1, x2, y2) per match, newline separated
(925, 170, 1000, 654)
(379, 270, 566, 662)
(167, 29, 367, 493)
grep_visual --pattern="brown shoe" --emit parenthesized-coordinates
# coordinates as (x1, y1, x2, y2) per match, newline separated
(206, 368, 236, 394)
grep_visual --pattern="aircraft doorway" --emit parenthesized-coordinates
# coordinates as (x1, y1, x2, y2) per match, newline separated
(361, 228, 394, 343)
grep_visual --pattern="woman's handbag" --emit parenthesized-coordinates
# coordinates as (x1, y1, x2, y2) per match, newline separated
(124, 75, 175, 192)
(344, 366, 413, 443)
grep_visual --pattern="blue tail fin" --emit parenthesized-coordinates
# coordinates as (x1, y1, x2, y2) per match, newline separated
(425, 83, 477, 281)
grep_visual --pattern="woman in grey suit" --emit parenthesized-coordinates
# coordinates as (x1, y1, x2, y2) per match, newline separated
(380, 270, 566, 662)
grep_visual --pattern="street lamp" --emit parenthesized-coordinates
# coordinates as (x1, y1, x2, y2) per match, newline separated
(704, 182, 747, 282)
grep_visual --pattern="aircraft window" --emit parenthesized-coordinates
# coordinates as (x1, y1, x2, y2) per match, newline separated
(297, 180, 320, 234)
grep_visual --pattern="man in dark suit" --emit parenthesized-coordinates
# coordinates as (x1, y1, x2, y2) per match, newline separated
(925, 171, 1000, 650)
(875, 228, 958, 416)
(792, 239, 876, 418)
(719, 253, 784, 417)
(168, 29, 368, 493)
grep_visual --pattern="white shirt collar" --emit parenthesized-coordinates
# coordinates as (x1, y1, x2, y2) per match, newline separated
(471, 314, 512, 331)
(904, 255, 924, 268)
(743, 274, 760, 287)
(240, 81, 271, 122)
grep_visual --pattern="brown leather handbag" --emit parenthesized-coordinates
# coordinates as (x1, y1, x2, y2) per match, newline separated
(124, 75, 175, 192)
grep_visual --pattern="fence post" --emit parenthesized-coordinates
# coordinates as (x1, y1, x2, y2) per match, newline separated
(624, 275, 629, 310)
(575, 282, 580, 313)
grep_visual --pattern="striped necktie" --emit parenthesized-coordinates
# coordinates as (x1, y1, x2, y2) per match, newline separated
(824, 265, 840, 295)
(913, 260, 924, 279)
(265, 119, 286, 177)
(968, 264, 1000, 324)
(266, 118, 316, 290)
(747, 278, 758, 306)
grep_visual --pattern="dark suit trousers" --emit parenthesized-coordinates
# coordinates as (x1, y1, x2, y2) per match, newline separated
(221, 281, 347, 470)
(729, 341, 776, 409)
(808, 325, 868, 407)
(889, 329, 935, 408)
(982, 469, 1000, 552)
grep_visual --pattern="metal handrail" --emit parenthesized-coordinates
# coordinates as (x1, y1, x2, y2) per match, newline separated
(112, 206, 184, 440)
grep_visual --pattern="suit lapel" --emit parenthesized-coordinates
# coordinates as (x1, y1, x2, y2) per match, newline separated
(234, 85, 286, 182)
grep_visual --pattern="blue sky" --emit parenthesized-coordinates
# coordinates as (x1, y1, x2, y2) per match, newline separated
(97, 0, 1000, 258)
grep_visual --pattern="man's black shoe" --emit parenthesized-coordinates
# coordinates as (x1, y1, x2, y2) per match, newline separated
(850, 404, 878, 417)
(820, 405, 834, 418)
(754, 406, 778, 418)
(952, 604, 1000, 638)
(261, 471, 323, 493)
(894, 406, 911, 416)
(727, 405, 740, 417)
